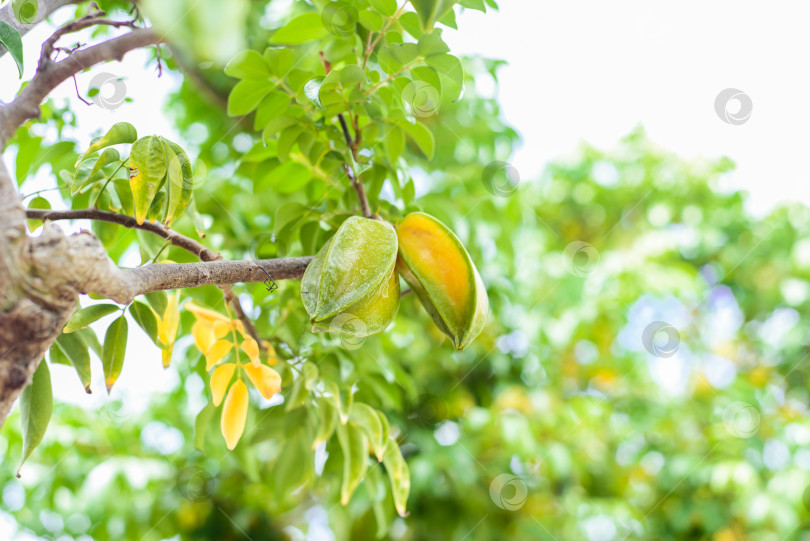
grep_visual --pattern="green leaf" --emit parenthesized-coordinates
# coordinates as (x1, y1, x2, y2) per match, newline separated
(398, 119, 435, 159)
(269, 13, 328, 44)
(399, 12, 423, 38)
(261, 115, 300, 142)
(459, 0, 486, 10)
(426, 53, 463, 100)
(72, 148, 120, 196)
(313, 396, 338, 448)
(63, 304, 120, 333)
(384, 126, 405, 163)
(382, 438, 410, 517)
(82, 122, 137, 161)
(255, 92, 291, 129)
(13, 0, 38, 24)
(304, 78, 325, 110)
(359, 9, 384, 32)
(102, 315, 128, 393)
(54, 333, 92, 393)
(0, 22, 24, 78)
(224, 49, 271, 79)
(161, 139, 193, 227)
(417, 28, 450, 57)
(274, 430, 313, 495)
(349, 402, 386, 461)
(264, 48, 296, 77)
(341, 65, 366, 86)
(129, 136, 167, 224)
(228, 79, 275, 116)
(369, 0, 397, 16)
(194, 401, 215, 453)
(129, 301, 159, 345)
(144, 291, 168, 316)
(274, 201, 309, 237)
(263, 161, 310, 194)
(336, 422, 369, 505)
(26, 196, 50, 232)
(17, 360, 52, 477)
(410, 0, 457, 31)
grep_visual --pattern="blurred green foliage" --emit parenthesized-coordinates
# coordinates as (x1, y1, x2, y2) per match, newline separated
(3, 1, 810, 540)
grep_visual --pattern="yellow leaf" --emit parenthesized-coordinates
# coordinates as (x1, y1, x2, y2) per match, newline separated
(191, 320, 215, 355)
(162, 348, 172, 369)
(221, 380, 248, 450)
(157, 291, 181, 368)
(241, 338, 260, 367)
(184, 301, 230, 324)
(263, 342, 279, 365)
(213, 320, 232, 339)
(210, 363, 235, 407)
(243, 364, 281, 399)
(205, 340, 233, 370)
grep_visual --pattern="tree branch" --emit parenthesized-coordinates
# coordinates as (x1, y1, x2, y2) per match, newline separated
(87, 257, 313, 305)
(0, 0, 81, 58)
(0, 27, 159, 146)
(25, 208, 287, 348)
(27, 207, 214, 259)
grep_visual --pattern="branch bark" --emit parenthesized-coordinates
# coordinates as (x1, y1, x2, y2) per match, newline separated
(86, 257, 313, 305)
(25, 207, 283, 349)
(0, 24, 160, 425)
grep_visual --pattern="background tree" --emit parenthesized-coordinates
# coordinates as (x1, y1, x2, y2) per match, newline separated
(2, 1, 810, 540)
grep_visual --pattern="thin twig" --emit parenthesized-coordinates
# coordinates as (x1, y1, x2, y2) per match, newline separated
(319, 52, 372, 218)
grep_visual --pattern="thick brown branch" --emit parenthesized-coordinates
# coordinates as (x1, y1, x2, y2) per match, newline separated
(25, 207, 276, 348)
(0, 28, 159, 146)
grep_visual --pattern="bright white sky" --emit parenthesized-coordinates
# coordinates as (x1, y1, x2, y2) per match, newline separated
(2, 0, 810, 537)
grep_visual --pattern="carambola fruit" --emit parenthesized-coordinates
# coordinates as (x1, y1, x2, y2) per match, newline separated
(301, 216, 400, 337)
(396, 212, 488, 350)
